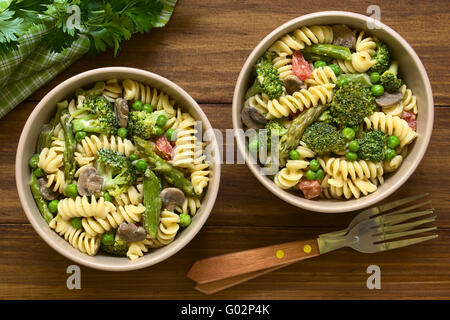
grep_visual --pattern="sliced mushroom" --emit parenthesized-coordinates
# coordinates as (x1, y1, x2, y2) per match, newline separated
(117, 223, 147, 242)
(38, 178, 57, 201)
(375, 90, 403, 107)
(283, 75, 306, 95)
(332, 25, 356, 49)
(160, 187, 186, 211)
(241, 105, 267, 129)
(114, 98, 129, 128)
(77, 166, 103, 197)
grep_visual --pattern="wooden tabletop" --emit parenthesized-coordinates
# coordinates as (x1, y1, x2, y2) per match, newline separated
(1, 0, 449, 300)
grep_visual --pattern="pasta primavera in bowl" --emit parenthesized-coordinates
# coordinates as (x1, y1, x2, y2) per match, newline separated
(242, 24, 418, 200)
(29, 79, 210, 260)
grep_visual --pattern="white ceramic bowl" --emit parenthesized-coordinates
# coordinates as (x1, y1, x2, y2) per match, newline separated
(232, 11, 433, 213)
(16, 67, 221, 271)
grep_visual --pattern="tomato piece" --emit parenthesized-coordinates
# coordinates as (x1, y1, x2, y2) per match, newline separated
(154, 135, 173, 160)
(292, 51, 312, 81)
(298, 179, 322, 200)
(401, 111, 417, 131)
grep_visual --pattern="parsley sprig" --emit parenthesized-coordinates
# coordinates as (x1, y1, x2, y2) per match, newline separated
(0, 0, 164, 55)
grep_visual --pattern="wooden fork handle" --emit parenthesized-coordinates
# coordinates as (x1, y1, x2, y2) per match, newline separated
(187, 239, 320, 284)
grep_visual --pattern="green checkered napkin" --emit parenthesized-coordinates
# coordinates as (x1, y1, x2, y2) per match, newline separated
(0, 0, 177, 119)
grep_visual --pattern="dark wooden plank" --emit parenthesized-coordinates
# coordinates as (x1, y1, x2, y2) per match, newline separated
(0, 224, 447, 299)
(24, 0, 450, 105)
(1, 103, 449, 228)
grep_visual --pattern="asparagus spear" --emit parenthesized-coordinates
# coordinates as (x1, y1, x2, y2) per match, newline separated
(279, 104, 329, 161)
(337, 74, 373, 87)
(36, 100, 68, 153)
(30, 173, 54, 224)
(143, 169, 162, 239)
(302, 44, 352, 61)
(134, 136, 196, 197)
(60, 109, 76, 184)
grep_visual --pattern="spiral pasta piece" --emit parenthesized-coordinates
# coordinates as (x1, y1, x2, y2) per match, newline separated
(171, 113, 198, 169)
(114, 184, 144, 206)
(103, 79, 123, 99)
(269, 25, 333, 57)
(382, 102, 403, 117)
(364, 112, 418, 147)
(81, 203, 145, 237)
(50, 138, 65, 154)
(295, 141, 315, 159)
(304, 66, 338, 86)
(244, 93, 270, 116)
(76, 134, 135, 157)
(175, 197, 201, 216)
(50, 215, 100, 256)
(127, 241, 149, 260)
(46, 170, 65, 194)
(321, 174, 377, 199)
(58, 196, 109, 220)
(122, 79, 175, 116)
(272, 55, 293, 80)
(274, 160, 309, 189)
(266, 83, 334, 118)
(334, 32, 376, 73)
(147, 210, 180, 247)
(38, 147, 64, 173)
(400, 84, 418, 114)
(318, 157, 383, 182)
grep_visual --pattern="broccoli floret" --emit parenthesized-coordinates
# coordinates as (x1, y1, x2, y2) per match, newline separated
(72, 96, 118, 136)
(317, 110, 333, 124)
(357, 129, 386, 162)
(380, 61, 401, 93)
(245, 52, 283, 99)
(330, 83, 376, 127)
(265, 119, 287, 136)
(127, 110, 168, 139)
(101, 237, 129, 257)
(96, 148, 136, 197)
(303, 122, 346, 154)
(370, 41, 390, 74)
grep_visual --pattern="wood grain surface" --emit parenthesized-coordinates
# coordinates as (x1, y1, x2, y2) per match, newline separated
(1, 0, 449, 300)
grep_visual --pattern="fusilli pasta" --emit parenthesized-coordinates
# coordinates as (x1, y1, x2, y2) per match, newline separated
(274, 160, 309, 189)
(58, 195, 109, 220)
(76, 134, 135, 157)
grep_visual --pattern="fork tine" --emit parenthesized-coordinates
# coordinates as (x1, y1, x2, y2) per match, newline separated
(377, 216, 437, 234)
(373, 227, 437, 242)
(384, 200, 432, 216)
(375, 234, 438, 252)
(380, 209, 434, 226)
(360, 193, 428, 217)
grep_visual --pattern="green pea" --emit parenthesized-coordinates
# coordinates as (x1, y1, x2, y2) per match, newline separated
(370, 72, 380, 84)
(65, 183, 78, 198)
(29, 154, 40, 169)
(337, 78, 349, 87)
(132, 100, 143, 111)
(315, 169, 324, 181)
(342, 127, 356, 140)
(384, 148, 396, 161)
(33, 167, 44, 178)
(156, 114, 167, 127)
(75, 131, 86, 142)
(117, 127, 127, 139)
(70, 217, 83, 229)
(345, 151, 358, 162)
(328, 63, 340, 76)
(135, 159, 148, 172)
(129, 154, 139, 162)
(154, 127, 164, 137)
(348, 140, 359, 152)
(314, 60, 327, 68)
(101, 231, 115, 246)
(387, 135, 400, 149)
(289, 150, 300, 160)
(248, 139, 259, 153)
(48, 199, 59, 214)
(371, 84, 384, 96)
(166, 128, 177, 141)
(309, 159, 320, 172)
(103, 191, 113, 202)
(178, 213, 191, 228)
(305, 169, 316, 181)
(143, 103, 154, 113)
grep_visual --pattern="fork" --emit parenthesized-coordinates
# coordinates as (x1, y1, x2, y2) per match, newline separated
(187, 194, 437, 294)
